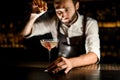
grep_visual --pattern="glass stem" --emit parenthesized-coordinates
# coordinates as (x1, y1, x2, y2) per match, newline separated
(48, 50, 51, 63)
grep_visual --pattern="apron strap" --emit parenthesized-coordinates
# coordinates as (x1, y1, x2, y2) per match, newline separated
(57, 15, 87, 37)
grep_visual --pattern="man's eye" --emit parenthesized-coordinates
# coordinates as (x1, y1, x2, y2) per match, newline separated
(65, 9, 70, 12)
(56, 11, 62, 14)
(65, 9, 68, 12)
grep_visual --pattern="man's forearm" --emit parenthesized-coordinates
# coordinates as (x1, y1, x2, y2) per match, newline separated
(69, 52, 98, 68)
(20, 12, 46, 37)
(21, 19, 35, 36)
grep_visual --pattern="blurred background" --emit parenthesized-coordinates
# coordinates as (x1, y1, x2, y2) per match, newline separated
(0, 0, 120, 65)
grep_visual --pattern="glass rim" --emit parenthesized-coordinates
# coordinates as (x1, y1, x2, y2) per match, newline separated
(40, 38, 58, 42)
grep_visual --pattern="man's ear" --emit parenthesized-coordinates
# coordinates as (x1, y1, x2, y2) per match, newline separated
(75, 2, 79, 10)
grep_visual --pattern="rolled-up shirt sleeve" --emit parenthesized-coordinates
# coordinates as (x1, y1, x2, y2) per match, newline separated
(85, 19, 100, 61)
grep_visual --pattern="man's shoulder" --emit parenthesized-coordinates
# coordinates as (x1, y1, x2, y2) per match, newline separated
(87, 16, 97, 21)
(78, 13, 97, 22)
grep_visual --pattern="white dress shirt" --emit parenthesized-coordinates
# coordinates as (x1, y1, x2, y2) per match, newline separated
(27, 12, 100, 61)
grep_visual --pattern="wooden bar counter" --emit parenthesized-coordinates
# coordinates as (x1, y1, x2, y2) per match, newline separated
(5, 62, 120, 80)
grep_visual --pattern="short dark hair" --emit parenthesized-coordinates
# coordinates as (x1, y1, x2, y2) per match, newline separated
(72, 0, 79, 4)
(53, 0, 79, 4)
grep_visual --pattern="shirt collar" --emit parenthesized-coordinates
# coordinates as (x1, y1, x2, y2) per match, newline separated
(72, 12, 83, 28)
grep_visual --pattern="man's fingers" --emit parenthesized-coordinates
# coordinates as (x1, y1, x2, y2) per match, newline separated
(47, 57, 61, 68)
(47, 57, 62, 71)
(52, 64, 67, 74)
(64, 67, 71, 74)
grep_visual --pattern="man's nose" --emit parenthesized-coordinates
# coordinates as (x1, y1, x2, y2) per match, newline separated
(61, 12, 67, 18)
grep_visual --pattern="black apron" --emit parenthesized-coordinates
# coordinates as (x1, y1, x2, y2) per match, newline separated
(57, 16, 86, 58)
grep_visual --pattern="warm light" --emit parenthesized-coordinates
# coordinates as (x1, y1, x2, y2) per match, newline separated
(98, 21, 120, 28)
